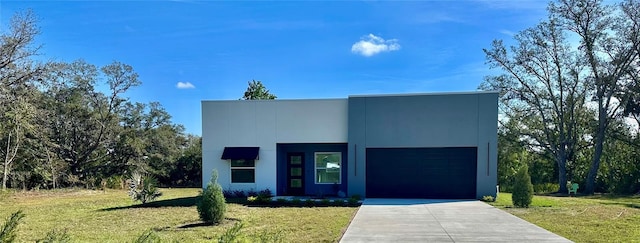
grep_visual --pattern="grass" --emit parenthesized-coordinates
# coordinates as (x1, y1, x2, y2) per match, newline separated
(0, 188, 358, 242)
(488, 192, 640, 243)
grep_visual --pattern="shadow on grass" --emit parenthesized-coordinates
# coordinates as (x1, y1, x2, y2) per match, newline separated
(598, 201, 640, 208)
(100, 196, 199, 211)
(177, 217, 241, 229)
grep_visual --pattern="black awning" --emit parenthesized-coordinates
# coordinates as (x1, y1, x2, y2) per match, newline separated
(221, 147, 260, 160)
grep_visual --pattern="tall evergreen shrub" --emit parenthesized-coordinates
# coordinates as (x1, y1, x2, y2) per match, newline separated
(512, 165, 534, 208)
(197, 169, 226, 224)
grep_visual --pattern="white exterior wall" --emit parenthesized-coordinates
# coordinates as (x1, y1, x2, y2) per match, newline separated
(201, 99, 348, 191)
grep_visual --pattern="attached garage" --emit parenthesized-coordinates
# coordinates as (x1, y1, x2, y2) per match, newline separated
(366, 147, 477, 199)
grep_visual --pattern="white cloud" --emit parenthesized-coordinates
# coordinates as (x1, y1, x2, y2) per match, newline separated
(351, 34, 401, 57)
(176, 81, 195, 89)
(499, 29, 516, 37)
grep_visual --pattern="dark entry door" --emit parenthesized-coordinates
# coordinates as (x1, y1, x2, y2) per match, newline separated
(366, 147, 477, 199)
(287, 153, 305, 195)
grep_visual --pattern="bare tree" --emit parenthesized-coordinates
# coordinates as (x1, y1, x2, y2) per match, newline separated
(0, 10, 47, 190)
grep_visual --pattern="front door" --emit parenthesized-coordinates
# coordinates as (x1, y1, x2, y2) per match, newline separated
(287, 153, 305, 195)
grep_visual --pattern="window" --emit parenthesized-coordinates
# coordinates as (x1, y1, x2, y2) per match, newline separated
(315, 152, 341, 184)
(231, 159, 255, 183)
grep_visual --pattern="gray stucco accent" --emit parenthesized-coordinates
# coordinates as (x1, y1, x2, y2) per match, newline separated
(347, 92, 498, 198)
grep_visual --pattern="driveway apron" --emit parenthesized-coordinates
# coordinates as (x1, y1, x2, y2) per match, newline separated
(340, 199, 572, 242)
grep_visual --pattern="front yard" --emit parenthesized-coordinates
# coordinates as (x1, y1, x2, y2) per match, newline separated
(0, 188, 358, 242)
(489, 192, 640, 243)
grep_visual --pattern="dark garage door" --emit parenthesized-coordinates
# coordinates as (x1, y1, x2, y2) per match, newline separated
(366, 147, 477, 199)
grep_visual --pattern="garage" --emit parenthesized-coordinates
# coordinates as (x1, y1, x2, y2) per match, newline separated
(366, 147, 477, 199)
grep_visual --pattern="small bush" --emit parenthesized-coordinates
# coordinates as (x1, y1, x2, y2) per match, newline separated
(331, 199, 345, 206)
(132, 229, 161, 243)
(258, 188, 272, 197)
(222, 190, 234, 199)
(481, 195, 495, 202)
(276, 198, 288, 204)
(347, 197, 360, 206)
(533, 183, 560, 194)
(37, 228, 71, 243)
(304, 199, 315, 207)
(105, 175, 125, 190)
(0, 210, 25, 243)
(246, 189, 258, 197)
(128, 172, 162, 204)
(247, 196, 258, 204)
(197, 169, 226, 224)
(320, 199, 331, 206)
(218, 222, 244, 243)
(291, 198, 302, 205)
(512, 165, 534, 208)
(350, 194, 362, 200)
(233, 190, 246, 198)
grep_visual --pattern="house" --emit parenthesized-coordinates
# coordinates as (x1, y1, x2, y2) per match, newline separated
(202, 91, 498, 199)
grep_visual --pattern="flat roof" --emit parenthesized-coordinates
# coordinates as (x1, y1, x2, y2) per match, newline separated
(202, 90, 499, 102)
(348, 90, 499, 98)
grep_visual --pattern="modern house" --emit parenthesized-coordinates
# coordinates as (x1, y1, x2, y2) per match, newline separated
(202, 91, 498, 199)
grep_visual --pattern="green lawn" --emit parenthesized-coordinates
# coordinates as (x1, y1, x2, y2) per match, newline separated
(489, 193, 640, 243)
(0, 188, 358, 242)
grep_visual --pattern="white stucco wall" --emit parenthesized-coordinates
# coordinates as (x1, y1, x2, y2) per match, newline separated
(201, 99, 348, 191)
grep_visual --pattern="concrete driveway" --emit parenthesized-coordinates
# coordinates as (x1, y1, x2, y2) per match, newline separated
(340, 199, 572, 242)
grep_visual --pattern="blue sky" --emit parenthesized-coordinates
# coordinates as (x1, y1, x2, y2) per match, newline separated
(0, 0, 550, 135)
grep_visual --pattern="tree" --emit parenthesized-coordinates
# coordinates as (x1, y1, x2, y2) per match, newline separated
(481, 16, 590, 193)
(197, 169, 226, 224)
(241, 80, 277, 100)
(512, 165, 534, 208)
(0, 10, 47, 190)
(550, 0, 640, 194)
(44, 60, 140, 186)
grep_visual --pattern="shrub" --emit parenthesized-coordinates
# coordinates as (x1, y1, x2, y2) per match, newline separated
(0, 210, 25, 243)
(247, 196, 258, 204)
(233, 190, 246, 198)
(276, 198, 288, 206)
(533, 183, 560, 194)
(197, 169, 226, 224)
(331, 199, 345, 206)
(222, 190, 234, 199)
(128, 172, 162, 204)
(132, 229, 161, 243)
(105, 175, 124, 189)
(350, 194, 362, 200)
(512, 165, 534, 208)
(291, 198, 302, 205)
(481, 195, 495, 202)
(246, 189, 258, 197)
(218, 222, 244, 243)
(320, 199, 331, 206)
(347, 197, 360, 206)
(258, 188, 272, 197)
(37, 229, 71, 243)
(304, 199, 315, 207)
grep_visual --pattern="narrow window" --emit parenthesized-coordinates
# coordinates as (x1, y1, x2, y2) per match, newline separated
(314, 152, 341, 184)
(230, 159, 255, 183)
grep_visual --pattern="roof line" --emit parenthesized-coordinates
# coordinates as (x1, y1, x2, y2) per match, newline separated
(348, 90, 499, 98)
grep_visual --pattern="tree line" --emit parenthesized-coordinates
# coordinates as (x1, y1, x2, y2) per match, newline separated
(0, 10, 201, 190)
(483, 0, 640, 194)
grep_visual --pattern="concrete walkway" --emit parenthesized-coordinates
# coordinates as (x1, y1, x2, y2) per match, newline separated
(340, 199, 572, 242)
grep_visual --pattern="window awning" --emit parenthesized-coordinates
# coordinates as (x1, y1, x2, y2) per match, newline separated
(221, 147, 260, 160)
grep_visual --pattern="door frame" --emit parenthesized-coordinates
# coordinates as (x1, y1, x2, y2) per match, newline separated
(286, 152, 305, 195)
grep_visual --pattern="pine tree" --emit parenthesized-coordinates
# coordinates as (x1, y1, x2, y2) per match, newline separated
(512, 165, 534, 208)
(197, 169, 226, 224)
